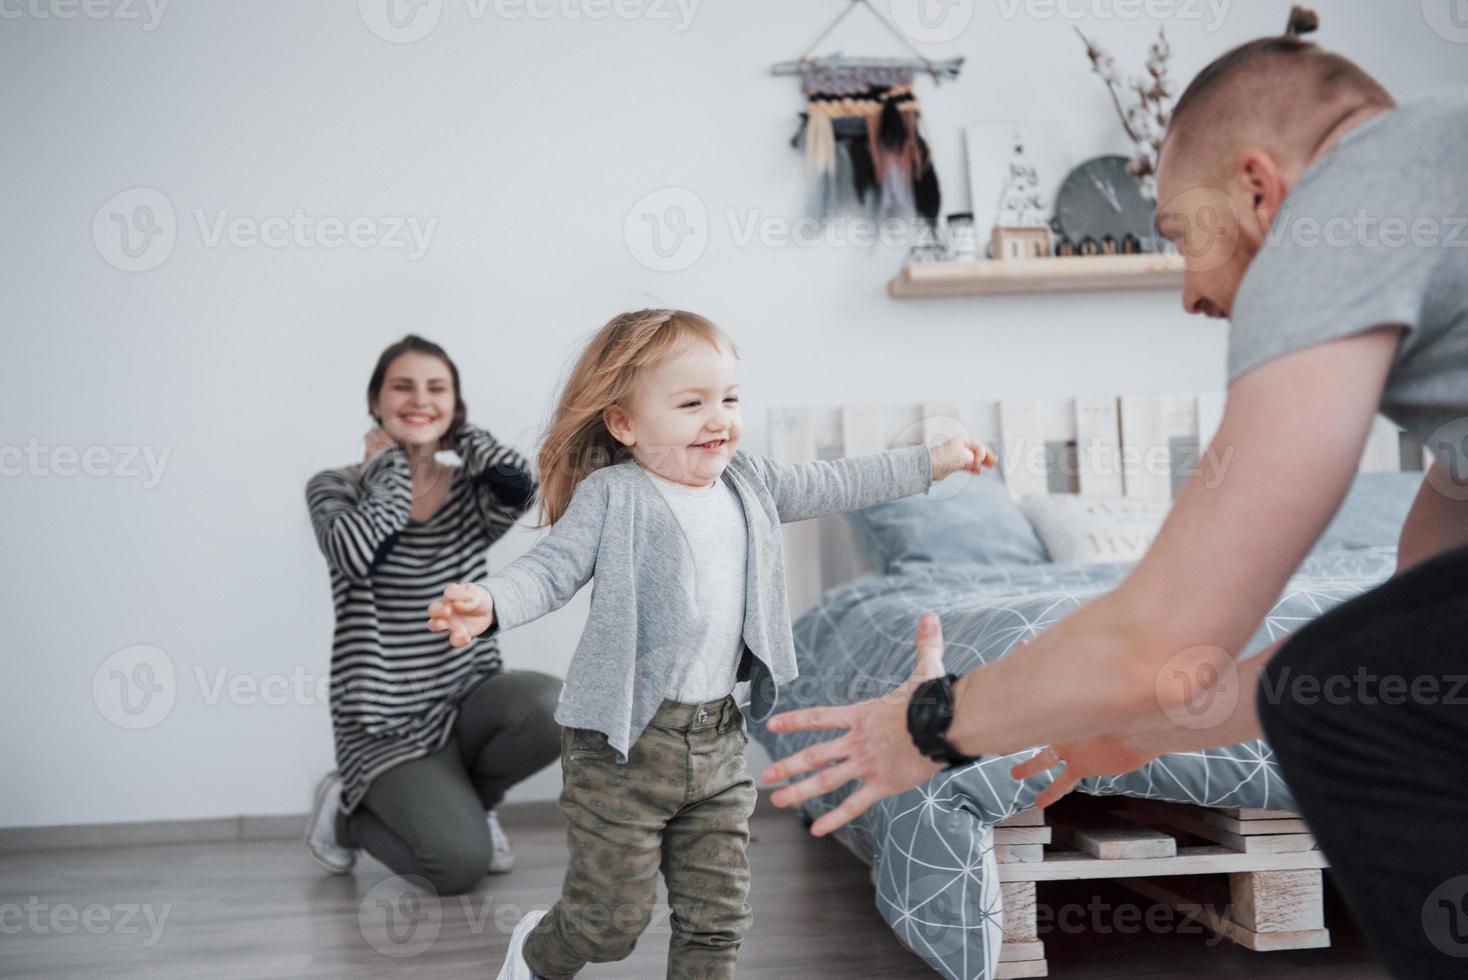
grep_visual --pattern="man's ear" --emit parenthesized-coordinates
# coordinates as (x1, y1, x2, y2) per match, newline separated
(1237, 150, 1288, 236)
(603, 405, 635, 447)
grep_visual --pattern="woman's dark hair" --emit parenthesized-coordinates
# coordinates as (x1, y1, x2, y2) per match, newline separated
(366, 335, 468, 435)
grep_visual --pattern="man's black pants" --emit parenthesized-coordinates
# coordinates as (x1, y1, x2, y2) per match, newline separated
(1259, 543, 1468, 977)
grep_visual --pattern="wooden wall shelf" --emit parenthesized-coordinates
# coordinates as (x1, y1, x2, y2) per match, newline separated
(888, 253, 1186, 299)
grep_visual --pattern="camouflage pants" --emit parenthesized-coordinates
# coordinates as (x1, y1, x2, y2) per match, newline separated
(523, 695, 756, 980)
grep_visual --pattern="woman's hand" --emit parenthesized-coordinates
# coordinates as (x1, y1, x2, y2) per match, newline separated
(363, 426, 396, 463)
(427, 583, 495, 647)
(930, 437, 998, 482)
(760, 612, 949, 837)
(1010, 735, 1160, 810)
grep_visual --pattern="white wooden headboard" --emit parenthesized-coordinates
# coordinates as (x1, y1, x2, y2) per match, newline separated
(770, 394, 1428, 616)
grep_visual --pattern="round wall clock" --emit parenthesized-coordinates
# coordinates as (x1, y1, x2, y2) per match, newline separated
(1054, 155, 1156, 251)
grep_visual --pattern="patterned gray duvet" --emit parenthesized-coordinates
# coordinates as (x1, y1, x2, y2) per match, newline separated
(748, 547, 1397, 980)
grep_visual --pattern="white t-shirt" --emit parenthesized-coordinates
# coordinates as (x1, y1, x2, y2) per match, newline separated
(644, 468, 749, 703)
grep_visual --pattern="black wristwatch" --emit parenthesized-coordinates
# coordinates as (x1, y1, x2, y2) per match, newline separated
(907, 673, 979, 768)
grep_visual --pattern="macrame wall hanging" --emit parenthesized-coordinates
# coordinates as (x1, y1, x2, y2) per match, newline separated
(772, 1, 963, 229)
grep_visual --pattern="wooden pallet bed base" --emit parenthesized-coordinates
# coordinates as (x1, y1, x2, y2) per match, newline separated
(993, 799, 1330, 978)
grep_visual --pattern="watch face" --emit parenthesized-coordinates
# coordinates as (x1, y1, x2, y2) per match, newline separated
(1055, 155, 1155, 248)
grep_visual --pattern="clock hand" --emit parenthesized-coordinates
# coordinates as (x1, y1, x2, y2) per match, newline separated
(1089, 173, 1124, 213)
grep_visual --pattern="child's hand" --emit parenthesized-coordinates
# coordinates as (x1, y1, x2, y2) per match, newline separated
(930, 437, 998, 481)
(427, 583, 495, 648)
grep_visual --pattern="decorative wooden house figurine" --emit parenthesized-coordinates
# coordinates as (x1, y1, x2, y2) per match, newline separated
(992, 226, 1053, 260)
(990, 134, 1053, 261)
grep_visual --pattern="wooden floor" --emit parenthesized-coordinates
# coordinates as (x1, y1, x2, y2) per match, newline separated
(0, 804, 1387, 979)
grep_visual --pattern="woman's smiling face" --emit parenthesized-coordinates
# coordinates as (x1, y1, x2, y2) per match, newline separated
(604, 339, 742, 488)
(371, 352, 457, 449)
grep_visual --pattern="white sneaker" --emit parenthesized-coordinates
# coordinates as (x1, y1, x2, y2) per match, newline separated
(305, 772, 357, 875)
(496, 908, 547, 980)
(487, 809, 515, 874)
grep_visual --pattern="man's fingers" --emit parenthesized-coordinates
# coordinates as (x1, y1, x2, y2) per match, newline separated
(428, 616, 448, 632)
(427, 600, 448, 619)
(810, 784, 880, 838)
(1010, 747, 1061, 781)
(770, 761, 859, 809)
(912, 612, 945, 681)
(761, 737, 849, 785)
(1033, 769, 1080, 811)
(765, 705, 855, 734)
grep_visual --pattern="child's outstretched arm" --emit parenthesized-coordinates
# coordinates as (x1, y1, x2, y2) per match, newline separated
(427, 474, 607, 647)
(754, 437, 996, 524)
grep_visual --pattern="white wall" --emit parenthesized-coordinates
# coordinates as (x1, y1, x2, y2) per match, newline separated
(3, 0, 1466, 828)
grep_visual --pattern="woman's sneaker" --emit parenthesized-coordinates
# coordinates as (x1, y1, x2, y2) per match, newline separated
(487, 809, 514, 874)
(306, 772, 357, 875)
(495, 908, 546, 980)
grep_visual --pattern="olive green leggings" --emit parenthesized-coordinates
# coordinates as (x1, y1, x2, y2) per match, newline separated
(524, 694, 757, 980)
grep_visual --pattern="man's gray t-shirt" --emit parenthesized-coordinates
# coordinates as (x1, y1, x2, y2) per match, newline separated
(1229, 92, 1468, 446)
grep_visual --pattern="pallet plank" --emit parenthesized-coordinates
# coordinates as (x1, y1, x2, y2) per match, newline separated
(999, 400, 1047, 500)
(1000, 881, 1038, 942)
(1219, 807, 1301, 821)
(1120, 876, 1330, 952)
(1200, 810, 1310, 836)
(996, 843, 1045, 864)
(1075, 397, 1124, 497)
(1231, 869, 1326, 933)
(1119, 396, 1173, 500)
(1117, 802, 1317, 855)
(1000, 941, 1044, 961)
(994, 826, 1052, 846)
(1125, 800, 1313, 838)
(997, 844, 1328, 883)
(1053, 815, 1177, 860)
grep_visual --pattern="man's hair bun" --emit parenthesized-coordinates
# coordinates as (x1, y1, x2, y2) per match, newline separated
(1287, 6, 1320, 37)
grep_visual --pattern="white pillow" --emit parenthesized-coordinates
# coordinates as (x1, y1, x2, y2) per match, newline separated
(1019, 494, 1171, 564)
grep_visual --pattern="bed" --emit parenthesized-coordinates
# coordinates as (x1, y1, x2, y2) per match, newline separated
(749, 394, 1428, 980)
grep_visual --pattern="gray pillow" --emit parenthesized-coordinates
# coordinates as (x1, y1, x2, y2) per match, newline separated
(1311, 472, 1422, 555)
(848, 475, 1051, 573)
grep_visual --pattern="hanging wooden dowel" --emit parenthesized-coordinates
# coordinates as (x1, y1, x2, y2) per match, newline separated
(770, 55, 965, 83)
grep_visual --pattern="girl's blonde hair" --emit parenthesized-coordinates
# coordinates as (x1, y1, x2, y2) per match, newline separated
(536, 309, 737, 526)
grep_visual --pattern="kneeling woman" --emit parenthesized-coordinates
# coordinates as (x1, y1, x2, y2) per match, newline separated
(304, 335, 561, 895)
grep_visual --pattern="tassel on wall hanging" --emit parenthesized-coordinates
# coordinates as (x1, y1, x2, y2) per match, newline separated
(772, 1, 962, 229)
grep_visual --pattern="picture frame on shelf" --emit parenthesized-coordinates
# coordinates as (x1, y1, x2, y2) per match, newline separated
(964, 121, 1074, 259)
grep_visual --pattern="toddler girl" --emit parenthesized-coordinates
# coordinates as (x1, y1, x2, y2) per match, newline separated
(427, 309, 994, 979)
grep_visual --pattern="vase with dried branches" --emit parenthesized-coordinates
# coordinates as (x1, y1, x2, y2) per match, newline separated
(1076, 26, 1174, 202)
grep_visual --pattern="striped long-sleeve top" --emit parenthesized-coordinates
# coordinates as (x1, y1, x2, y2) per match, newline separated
(305, 425, 535, 813)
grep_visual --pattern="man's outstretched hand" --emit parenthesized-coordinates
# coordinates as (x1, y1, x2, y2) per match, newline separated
(1010, 736, 1159, 810)
(760, 612, 949, 837)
